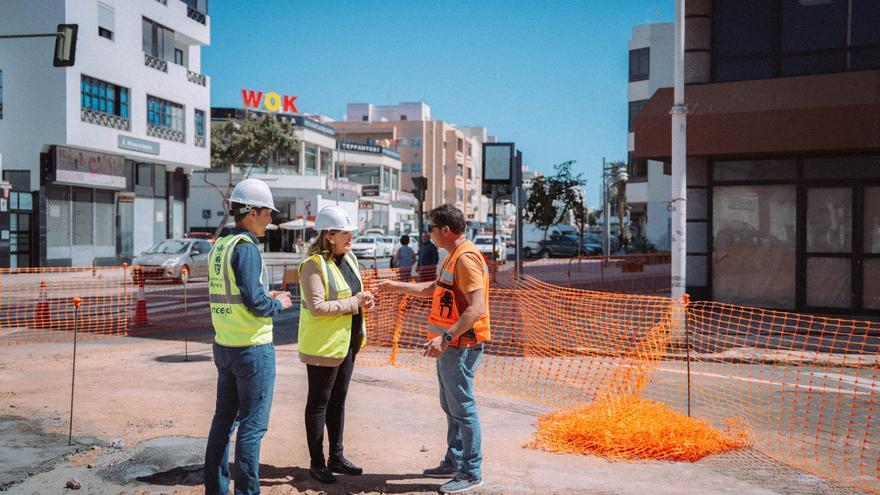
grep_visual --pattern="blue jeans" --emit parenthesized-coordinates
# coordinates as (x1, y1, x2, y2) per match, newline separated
(436, 344, 483, 479)
(205, 343, 275, 495)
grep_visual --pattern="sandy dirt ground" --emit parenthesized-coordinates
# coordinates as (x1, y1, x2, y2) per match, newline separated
(0, 332, 869, 495)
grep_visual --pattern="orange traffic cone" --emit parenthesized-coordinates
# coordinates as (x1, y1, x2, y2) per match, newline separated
(35, 280, 50, 328)
(134, 276, 148, 326)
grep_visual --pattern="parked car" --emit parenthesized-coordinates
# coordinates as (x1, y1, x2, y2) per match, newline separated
(536, 233, 598, 258)
(132, 239, 212, 283)
(187, 231, 216, 244)
(381, 236, 399, 257)
(351, 236, 383, 258)
(473, 235, 507, 262)
(522, 223, 578, 258)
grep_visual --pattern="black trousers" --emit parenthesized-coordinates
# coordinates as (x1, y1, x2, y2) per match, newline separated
(305, 345, 355, 467)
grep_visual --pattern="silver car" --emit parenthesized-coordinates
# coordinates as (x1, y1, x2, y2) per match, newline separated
(132, 239, 212, 283)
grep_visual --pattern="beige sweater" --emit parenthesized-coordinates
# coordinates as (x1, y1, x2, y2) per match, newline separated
(299, 257, 360, 316)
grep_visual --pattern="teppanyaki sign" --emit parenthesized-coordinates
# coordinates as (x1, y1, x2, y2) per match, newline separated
(241, 89, 298, 113)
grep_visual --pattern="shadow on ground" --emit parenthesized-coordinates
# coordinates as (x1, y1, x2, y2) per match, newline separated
(137, 462, 442, 494)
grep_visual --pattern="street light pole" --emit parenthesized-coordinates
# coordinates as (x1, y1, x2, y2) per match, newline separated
(602, 157, 610, 256)
(671, 0, 688, 301)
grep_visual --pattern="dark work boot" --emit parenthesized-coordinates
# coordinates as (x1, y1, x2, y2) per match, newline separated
(328, 455, 363, 475)
(309, 464, 337, 484)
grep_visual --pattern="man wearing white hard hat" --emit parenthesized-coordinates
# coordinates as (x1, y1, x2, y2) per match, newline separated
(297, 205, 374, 483)
(205, 178, 293, 495)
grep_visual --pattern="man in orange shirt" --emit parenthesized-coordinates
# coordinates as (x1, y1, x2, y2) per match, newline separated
(377, 204, 490, 494)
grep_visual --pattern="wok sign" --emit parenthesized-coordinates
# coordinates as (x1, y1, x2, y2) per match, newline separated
(241, 89, 298, 113)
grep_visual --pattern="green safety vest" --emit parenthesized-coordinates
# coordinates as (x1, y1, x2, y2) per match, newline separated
(208, 234, 273, 346)
(297, 252, 367, 366)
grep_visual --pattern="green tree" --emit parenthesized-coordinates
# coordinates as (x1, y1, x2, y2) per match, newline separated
(524, 174, 557, 243)
(204, 113, 299, 237)
(547, 160, 588, 253)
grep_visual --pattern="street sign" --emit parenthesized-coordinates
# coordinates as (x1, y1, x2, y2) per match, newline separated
(362, 184, 380, 197)
(202, 209, 211, 219)
(482, 143, 514, 184)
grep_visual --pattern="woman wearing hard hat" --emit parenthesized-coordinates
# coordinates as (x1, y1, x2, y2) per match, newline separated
(296, 205, 374, 484)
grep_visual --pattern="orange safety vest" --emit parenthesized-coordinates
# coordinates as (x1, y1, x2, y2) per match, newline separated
(427, 240, 491, 346)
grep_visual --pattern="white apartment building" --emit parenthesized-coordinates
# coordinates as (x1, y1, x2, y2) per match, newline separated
(333, 102, 487, 225)
(627, 22, 673, 250)
(0, 0, 210, 267)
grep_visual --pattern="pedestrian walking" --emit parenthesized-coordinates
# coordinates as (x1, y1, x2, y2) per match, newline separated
(391, 234, 416, 281)
(417, 232, 439, 281)
(297, 206, 375, 484)
(204, 178, 293, 495)
(377, 204, 490, 494)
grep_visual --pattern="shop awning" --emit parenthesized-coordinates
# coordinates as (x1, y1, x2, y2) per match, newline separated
(634, 69, 880, 160)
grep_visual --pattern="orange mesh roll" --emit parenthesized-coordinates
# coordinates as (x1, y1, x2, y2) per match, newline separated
(526, 396, 751, 461)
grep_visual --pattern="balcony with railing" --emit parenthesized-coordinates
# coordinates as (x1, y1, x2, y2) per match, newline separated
(144, 53, 168, 72)
(187, 69, 206, 86)
(181, 0, 208, 24)
(147, 124, 184, 143)
(81, 108, 130, 131)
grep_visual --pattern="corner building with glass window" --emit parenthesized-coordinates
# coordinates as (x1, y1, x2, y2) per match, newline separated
(0, 0, 210, 267)
(634, 0, 880, 315)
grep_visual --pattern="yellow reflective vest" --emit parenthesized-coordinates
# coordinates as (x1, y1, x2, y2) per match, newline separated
(297, 252, 367, 366)
(208, 234, 273, 346)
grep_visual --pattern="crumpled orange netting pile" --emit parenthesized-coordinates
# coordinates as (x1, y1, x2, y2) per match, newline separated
(526, 396, 752, 461)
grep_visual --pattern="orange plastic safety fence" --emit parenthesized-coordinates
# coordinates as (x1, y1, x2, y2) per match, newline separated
(2, 260, 878, 493)
(0, 266, 132, 345)
(684, 301, 879, 494)
(358, 267, 879, 494)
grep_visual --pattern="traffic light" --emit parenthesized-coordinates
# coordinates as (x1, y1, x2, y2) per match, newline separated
(53, 24, 77, 67)
(411, 176, 427, 202)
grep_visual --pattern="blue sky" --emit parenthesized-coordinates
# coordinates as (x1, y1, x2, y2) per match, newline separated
(203, 0, 673, 207)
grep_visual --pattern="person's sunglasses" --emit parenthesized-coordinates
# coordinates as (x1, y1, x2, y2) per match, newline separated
(427, 224, 442, 231)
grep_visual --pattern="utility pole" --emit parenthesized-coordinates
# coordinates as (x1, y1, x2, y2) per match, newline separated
(670, 0, 689, 351)
(671, 0, 688, 301)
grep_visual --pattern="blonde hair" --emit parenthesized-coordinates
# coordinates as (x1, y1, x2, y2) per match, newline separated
(307, 230, 339, 259)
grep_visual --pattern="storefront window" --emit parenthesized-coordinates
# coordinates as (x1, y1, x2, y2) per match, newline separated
(807, 257, 851, 308)
(865, 187, 880, 254)
(304, 146, 317, 176)
(807, 188, 851, 253)
(72, 188, 94, 246)
(865, 259, 880, 310)
(713, 185, 796, 308)
(382, 167, 391, 192)
(346, 166, 379, 186)
(320, 148, 332, 176)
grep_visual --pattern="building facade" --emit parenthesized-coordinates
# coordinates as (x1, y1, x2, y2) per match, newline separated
(627, 22, 674, 250)
(332, 102, 486, 224)
(635, 0, 880, 315)
(0, 0, 210, 267)
(335, 141, 417, 235)
(189, 107, 415, 247)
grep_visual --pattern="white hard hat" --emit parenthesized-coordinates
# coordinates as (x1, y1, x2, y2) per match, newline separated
(228, 178, 278, 212)
(315, 206, 357, 232)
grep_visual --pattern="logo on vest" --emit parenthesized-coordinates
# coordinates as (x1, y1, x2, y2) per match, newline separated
(212, 306, 232, 316)
(438, 291, 454, 318)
